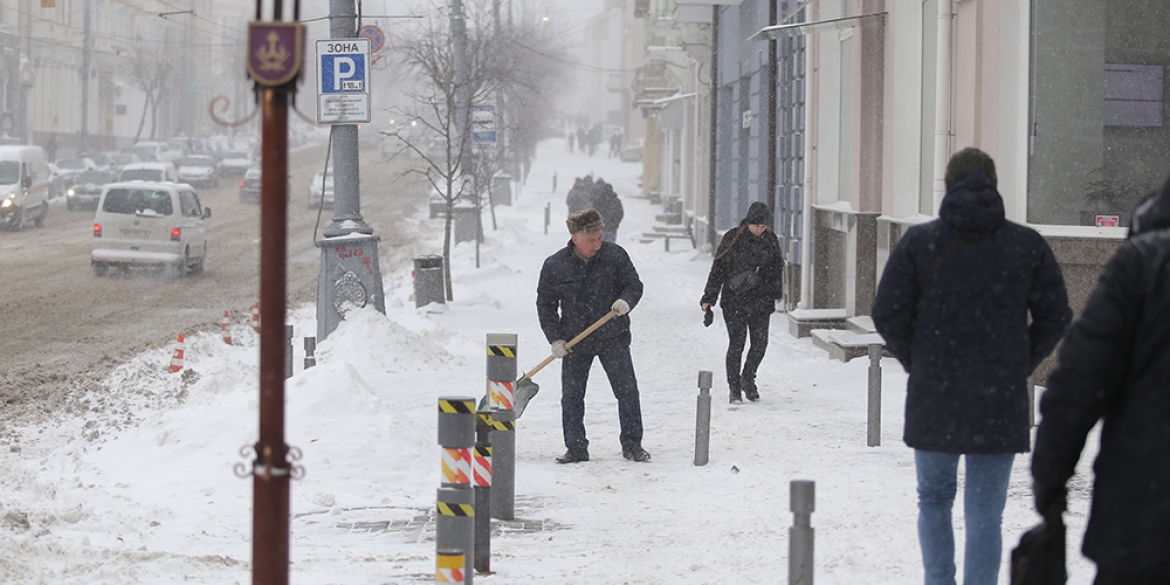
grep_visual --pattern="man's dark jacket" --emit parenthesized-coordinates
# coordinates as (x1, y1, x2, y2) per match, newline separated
(1031, 177, 1170, 576)
(592, 181, 624, 231)
(871, 169, 1071, 454)
(701, 224, 785, 316)
(537, 240, 642, 356)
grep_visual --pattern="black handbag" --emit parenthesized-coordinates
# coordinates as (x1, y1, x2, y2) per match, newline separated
(1010, 518, 1067, 585)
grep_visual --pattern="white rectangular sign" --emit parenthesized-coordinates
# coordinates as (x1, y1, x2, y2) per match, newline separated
(316, 39, 371, 124)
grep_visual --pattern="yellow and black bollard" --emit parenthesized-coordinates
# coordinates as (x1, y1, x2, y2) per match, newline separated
(485, 334, 517, 520)
(437, 397, 475, 585)
(473, 411, 493, 573)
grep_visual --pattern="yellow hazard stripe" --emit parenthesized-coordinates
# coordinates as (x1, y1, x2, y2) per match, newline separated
(438, 399, 475, 414)
(477, 412, 493, 426)
(474, 445, 492, 458)
(437, 503, 474, 517)
(491, 420, 515, 431)
(486, 345, 516, 358)
(437, 551, 464, 569)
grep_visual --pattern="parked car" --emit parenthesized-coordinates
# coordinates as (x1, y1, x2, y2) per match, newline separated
(175, 155, 220, 188)
(0, 145, 51, 229)
(619, 138, 643, 163)
(66, 169, 117, 211)
(308, 168, 334, 208)
(91, 181, 211, 277)
(219, 149, 255, 178)
(119, 162, 178, 183)
(239, 166, 261, 203)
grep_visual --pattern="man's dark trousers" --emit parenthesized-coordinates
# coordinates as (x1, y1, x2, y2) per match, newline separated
(560, 344, 643, 452)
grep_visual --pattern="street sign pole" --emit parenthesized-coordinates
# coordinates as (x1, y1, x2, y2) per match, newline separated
(316, 0, 385, 343)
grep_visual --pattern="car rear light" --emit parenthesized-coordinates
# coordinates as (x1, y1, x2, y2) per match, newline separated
(93, 223, 101, 238)
(240, 178, 245, 187)
(171, 227, 181, 241)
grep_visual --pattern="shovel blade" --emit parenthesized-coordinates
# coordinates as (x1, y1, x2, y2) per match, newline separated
(513, 378, 540, 418)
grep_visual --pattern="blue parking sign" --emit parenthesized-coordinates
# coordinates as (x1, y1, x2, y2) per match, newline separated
(316, 39, 371, 124)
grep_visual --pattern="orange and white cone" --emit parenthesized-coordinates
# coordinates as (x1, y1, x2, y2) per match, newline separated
(221, 310, 232, 345)
(251, 302, 261, 333)
(169, 333, 185, 373)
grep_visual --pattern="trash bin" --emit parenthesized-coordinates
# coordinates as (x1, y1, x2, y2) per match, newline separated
(451, 204, 480, 243)
(413, 255, 445, 308)
(491, 173, 512, 206)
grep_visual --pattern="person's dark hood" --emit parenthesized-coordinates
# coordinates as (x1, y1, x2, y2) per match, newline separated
(741, 201, 773, 226)
(938, 168, 1005, 233)
(1129, 174, 1170, 238)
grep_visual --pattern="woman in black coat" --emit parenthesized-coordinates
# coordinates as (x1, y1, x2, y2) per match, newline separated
(700, 202, 785, 403)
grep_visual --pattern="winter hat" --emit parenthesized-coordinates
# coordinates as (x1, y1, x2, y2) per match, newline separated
(567, 208, 605, 234)
(744, 201, 773, 226)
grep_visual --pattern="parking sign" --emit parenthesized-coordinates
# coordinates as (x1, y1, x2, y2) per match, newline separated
(316, 39, 371, 124)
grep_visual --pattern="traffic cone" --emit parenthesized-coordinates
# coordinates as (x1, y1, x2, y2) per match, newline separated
(251, 302, 261, 333)
(169, 333, 185, 373)
(221, 310, 232, 345)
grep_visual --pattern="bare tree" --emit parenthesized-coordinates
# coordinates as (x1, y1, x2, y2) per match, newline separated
(386, 1, 568, 300)
(127, 39, 177, 143)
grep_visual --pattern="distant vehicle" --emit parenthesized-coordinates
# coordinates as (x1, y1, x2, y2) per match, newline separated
(0, 145, 51, 229)
(239, 166, 260, 203)
(619, 138, 643, 163)
(53, 157, 97, 190)
(108, 152, 140, 173)
(91, 181, 211, 277)
(175, 155, 220, 188)
(119, 162, 178, 183)
(79, 152, 113, 171)
(219, 149, 255, 178)
(122, 141, 176, 163)
(308, 168, 334, 208)
(66, 169, 117, 211)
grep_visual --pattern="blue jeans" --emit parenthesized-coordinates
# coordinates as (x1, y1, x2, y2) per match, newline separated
(560, 344, 643, 452)
(915, 450, 1015, 585)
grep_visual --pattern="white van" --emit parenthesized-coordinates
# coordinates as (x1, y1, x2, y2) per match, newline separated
(0, 145, 50, 229)
(118, 162, 178, 183)
(91, 181, 211, 277)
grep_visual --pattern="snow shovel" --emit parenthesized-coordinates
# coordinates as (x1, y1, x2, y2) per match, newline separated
(481, 309, 619, 418)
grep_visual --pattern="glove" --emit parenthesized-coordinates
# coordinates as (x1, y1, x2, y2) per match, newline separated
(611, 299, 630, 316)
(551, 340, 568, 359)
(703, 307, 714, 327)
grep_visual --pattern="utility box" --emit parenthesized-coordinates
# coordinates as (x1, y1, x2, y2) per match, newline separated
(452, 204, 480, 243)
(491, 173, 512, 206)
(413, 254, 445, 308)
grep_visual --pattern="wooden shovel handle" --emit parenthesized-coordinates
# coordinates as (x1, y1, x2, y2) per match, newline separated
(518, 309, 619, 382)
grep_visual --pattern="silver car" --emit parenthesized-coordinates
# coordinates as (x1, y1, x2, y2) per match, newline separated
(91, 181, 211, 277)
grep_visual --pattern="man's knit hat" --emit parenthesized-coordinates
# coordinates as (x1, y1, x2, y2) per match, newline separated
(567, 208, 605, 234)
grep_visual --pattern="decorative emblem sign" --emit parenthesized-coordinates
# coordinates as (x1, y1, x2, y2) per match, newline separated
(332, 271, 368, 315)
(247, 21, 305, 87)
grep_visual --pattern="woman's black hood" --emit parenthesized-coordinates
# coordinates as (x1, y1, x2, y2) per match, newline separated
(1129, 174, 1170, 238)
(938, 168, 1005, 233)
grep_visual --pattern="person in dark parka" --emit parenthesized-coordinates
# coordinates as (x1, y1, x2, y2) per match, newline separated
(591, 178, 624, 242)
(537, 208, 650, 464)
(566, 175, 595, 215)
(700, 201, 785, 403)
(871, 147, 1071, 585)
(1030, 177, 1170, 585)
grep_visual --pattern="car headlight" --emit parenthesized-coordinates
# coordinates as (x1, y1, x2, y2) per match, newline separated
(1, 198, 12, 209)
(67, 188, 76, 196)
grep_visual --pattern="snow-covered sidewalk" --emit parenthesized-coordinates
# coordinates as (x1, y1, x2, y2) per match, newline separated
(0, 138, 1098, 584)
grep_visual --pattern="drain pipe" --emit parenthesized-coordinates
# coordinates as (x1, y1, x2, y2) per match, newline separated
(932, 0, 954, 214)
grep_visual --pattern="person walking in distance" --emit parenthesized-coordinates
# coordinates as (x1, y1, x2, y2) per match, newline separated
(1030, 178, 1170, 585)
(537, 208, 650, 463)
(871, 147, 1071, 585)
(700, 201, 785, 404)
(591, 178, 624, 243)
